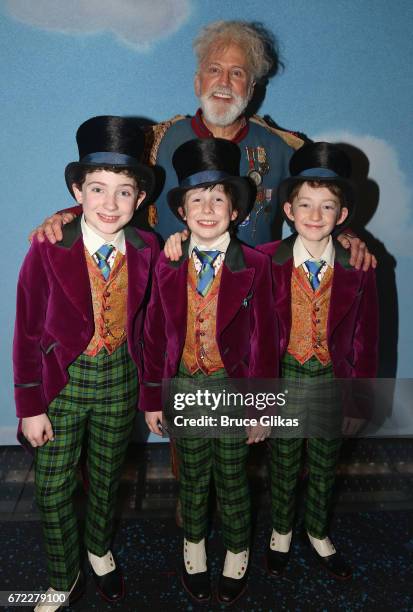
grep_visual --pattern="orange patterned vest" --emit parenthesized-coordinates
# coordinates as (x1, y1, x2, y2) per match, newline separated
(84, 248, 128, 356)
(182, 258, 225, 375)
(286, 265, 333, 365)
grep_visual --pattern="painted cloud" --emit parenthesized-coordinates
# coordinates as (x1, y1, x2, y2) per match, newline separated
(314, 131, 412, 258)
(5, 0, 191, 50)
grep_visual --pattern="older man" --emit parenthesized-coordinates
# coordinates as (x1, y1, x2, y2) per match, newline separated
(33, 20, 373, 269)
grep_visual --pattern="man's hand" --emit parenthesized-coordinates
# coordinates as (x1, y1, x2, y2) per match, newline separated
(22, 414, 54, 447)
(245, 423, 271, 445)
(164, 229, 189, 261)
(28, 212, 76, 244)
(145, 411, 164, 436)
(336, 232, 377, 271)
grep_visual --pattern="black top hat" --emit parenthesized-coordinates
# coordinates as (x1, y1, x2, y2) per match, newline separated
(167, 138, 256, 225)
(278, 141, 355, 229)
(65, 116, 155, 204)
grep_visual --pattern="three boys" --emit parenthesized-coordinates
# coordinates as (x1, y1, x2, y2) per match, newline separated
(14, 117, 378, 608)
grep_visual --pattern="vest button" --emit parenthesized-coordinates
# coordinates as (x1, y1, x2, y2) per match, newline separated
(316, 319, 320, 323)
(105, 306, 111, 311)
(315, 306, 320, 312)
(200, 332, 205, 336)
(104, 291, 111, 297)
(199, 318, 204, 323)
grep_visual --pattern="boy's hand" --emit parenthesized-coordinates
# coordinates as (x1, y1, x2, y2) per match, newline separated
(28, 212, 76, 244)
(145, 411, 164, 436)
(336, 232, 377, 271)
(21, 414, 54, 447)
(245, 423, 271, 445)
(163, 229, 189, 261)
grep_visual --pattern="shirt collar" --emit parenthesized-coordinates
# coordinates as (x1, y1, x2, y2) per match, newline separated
(293, 234, 335, 268)
(81, 214, 126, 256)
(190, 108, 249, 143)
(189, 231, 231, 256)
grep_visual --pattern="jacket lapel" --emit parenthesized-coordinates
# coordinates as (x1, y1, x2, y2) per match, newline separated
(217, 239, 255, 335)
(124, 226, 152, 318)
(271, 235, 295, 347)
(328, 241, 363, 336)
(49, 217, 93, 319)
(158, 241, 190, 344)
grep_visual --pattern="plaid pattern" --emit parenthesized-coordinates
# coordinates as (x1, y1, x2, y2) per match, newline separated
(269, 353, 342, 539)
(174, 365, 250, 553)
(176, 436, 250, 552)
(34, 342, 137, 590)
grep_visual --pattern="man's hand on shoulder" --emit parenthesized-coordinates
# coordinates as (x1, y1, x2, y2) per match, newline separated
(337, 232, 377, 271)
(164, 229, 189, 261)
(28, 212, 76, 244)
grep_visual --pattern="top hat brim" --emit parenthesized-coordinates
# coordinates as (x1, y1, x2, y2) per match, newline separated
(65, 160, 156, 206)
(278, 175, 355, 231)
(167, 176, 256, 226)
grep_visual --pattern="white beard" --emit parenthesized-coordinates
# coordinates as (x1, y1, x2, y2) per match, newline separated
(199, 87, 250, 127)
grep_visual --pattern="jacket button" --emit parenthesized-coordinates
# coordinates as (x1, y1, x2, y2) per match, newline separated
(104, 291, 111, 297)
(199, 318, 204, 323)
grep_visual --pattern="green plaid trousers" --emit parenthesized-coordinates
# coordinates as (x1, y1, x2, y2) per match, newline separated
(175, 366, 250, 553)
(269, 353, 342, 539)
(34, 342, 137, 590)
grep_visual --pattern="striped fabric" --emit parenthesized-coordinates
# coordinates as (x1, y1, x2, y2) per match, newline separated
(34, 342, 137, 590)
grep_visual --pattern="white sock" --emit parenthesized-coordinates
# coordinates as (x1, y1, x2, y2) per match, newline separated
(184, 538, 207, 574)
(222, 549, 249, 579)
(308, 534, 336, 557)
(88, 550, 116, 576)
(270, 529, 292, 552)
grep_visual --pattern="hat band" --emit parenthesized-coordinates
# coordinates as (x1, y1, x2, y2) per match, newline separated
(81, 152, 138, 166)
(180, 170, 231, 188)
(297, 167, 339, 178)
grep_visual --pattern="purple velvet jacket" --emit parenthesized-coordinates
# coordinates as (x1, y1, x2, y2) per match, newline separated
(139, 238, 279, 412)
(258, 236, 379, 382)
(13, 216, 159, 420)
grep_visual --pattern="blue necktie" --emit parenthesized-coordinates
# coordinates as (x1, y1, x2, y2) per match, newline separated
(194, 248, 221, 296)
(305, 260, 324, 290)
(95, 244, 115, 281)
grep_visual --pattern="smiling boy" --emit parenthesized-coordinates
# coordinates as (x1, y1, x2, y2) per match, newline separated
(139, 137, 278, 605)
(258, 141, 378, 580)
(13, 116, 159, 611)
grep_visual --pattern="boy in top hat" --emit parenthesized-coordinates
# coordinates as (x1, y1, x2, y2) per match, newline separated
(139, 137, 278, 605)
(13, 116, 159, 611)
(258, 142, 378, 580)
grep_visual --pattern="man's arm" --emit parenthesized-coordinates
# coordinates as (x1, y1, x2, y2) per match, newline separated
(28, 205, 81, 243)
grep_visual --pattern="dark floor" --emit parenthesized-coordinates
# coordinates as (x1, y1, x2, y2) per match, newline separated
(1, 440, 413, 611)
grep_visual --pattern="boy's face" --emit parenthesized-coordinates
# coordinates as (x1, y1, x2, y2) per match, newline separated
(283, 183, 348, 247)
(72, 169, 146, 241)
(178, 184, 238, 246)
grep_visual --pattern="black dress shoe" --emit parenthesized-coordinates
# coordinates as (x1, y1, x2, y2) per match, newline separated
(303, 534, 352, 580)
(90, 561, 125, 602)
(181, 565, 211, 603)
(266, 547, 290, 577)
(217, 572, 248, 606)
